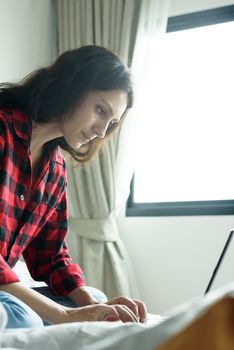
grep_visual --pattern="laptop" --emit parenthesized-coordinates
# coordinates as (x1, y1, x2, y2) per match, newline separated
(204, 229, 234, 295)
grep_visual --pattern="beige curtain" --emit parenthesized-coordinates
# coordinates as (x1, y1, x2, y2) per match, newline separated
(57, 0, 139, 60)
(56, 0, 141, 298)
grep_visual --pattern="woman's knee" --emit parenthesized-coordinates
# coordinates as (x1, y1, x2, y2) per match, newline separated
(0, 291, 43, 329)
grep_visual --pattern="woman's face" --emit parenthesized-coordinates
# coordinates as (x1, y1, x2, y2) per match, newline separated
(60, 89, 128, 149)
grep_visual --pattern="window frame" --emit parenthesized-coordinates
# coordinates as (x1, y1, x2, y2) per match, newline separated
(126, 5, 234, 217)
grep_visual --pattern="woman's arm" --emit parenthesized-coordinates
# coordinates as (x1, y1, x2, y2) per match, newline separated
(22, 190, 86, 297)
(68, 285, 99, 306)
(0, 282, 139, 323)
(0, 282, 66, 324)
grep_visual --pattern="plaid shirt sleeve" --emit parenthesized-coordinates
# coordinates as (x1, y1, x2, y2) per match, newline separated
(0, 256, 19, 284)
(22, 184, 86, 296)
(0, 117, 19, 284)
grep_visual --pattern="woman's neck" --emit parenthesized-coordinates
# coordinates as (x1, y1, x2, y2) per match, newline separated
(30, 121, 61, 155)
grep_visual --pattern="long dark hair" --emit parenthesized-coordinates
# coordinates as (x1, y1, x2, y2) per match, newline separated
(0, 45, 133, 163)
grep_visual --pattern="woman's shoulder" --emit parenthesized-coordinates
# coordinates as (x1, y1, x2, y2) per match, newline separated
(0, 108, 31, 142)
(0, 108, 14, 139)
(0, 107, 13, 122)
(0, 108, 28, 127)
(0, 109, 13, 149)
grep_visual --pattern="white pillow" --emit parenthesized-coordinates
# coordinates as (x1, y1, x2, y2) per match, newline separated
(13, 261, 46, 288)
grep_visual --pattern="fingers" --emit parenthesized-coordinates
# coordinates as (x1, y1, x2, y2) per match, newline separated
(112, 304, 138, 323)
(106, 297, 138, 319)
(106, 297, 147, 323)
(97, 305, 120, 322)
(134, 300, 147, 323)
(67, 302, 146, 323)
(96, 304, 138, 323)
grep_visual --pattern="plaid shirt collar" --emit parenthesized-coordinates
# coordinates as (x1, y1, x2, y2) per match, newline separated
(11, 109, 63, 170)
(12, 109, 32, 142)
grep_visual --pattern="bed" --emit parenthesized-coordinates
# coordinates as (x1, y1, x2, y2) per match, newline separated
(1, 263, 234, 350)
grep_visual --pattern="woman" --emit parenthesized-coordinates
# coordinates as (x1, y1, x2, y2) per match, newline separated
(0, 45, 147, 328)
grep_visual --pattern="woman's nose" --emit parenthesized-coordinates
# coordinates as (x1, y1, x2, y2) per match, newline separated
(93, 121, 109, 139)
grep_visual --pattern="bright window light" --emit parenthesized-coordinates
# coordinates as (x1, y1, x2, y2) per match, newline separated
(134, 21, 234, 203)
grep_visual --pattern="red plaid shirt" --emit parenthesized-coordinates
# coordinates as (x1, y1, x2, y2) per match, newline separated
(0, 108, 85, 295)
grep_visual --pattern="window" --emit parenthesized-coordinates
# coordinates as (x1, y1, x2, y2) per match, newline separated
(127, 6, 234, 216)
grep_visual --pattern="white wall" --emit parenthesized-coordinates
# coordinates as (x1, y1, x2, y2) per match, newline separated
(0, 0, 56, 83)
(118, 0, 234, 315)
(118, 215, 234, 314)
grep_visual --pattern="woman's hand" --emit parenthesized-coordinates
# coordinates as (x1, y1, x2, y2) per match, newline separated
(64, 303, 139, 323)
(106, 297, 147, 323)
(68, 287, 147, 323)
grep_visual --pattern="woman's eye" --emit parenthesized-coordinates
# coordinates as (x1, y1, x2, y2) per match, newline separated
(96, 106, 107, 117)
(110, 119, 118, 125)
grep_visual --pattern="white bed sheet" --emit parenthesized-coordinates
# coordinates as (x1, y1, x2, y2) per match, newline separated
(1, 283, 234, 350)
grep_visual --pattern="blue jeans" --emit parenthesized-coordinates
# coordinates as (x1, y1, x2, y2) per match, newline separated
(0, 286, 108, 329)
(0, 291, 43, 329)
